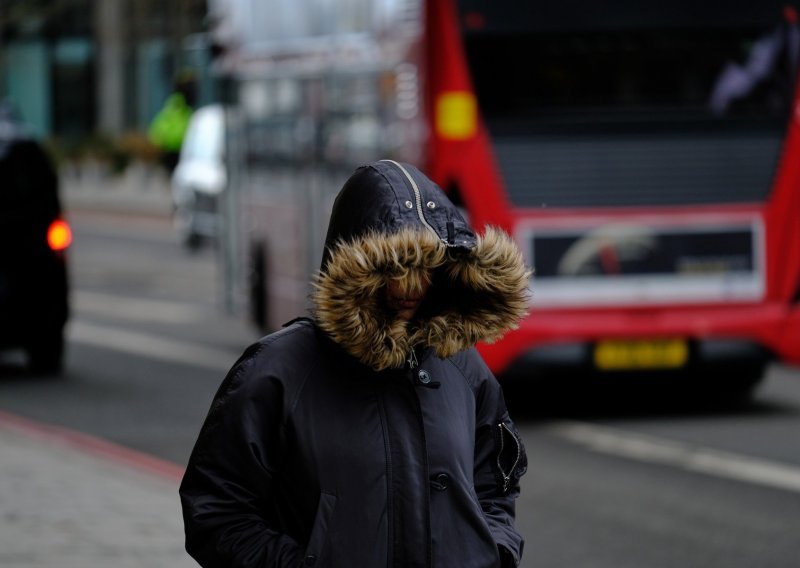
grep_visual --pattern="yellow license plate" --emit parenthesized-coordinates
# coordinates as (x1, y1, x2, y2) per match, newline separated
(594, 339, 688, 371)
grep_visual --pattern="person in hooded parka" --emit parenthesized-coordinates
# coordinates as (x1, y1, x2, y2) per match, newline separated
(179, 160, 531, 568)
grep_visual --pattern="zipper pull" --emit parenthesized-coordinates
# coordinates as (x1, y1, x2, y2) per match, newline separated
(407, 349, 418, 369)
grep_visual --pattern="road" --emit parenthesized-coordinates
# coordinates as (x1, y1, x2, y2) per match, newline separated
(1, 210, 799, 568)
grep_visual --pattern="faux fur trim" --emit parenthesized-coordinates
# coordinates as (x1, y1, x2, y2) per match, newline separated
(312, 226, 531, 371)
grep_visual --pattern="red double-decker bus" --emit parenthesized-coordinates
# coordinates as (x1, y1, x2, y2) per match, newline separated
(212, 0, 800, 397)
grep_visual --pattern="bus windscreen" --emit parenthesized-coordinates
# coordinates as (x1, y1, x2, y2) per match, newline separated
(459, 1, 798, 208)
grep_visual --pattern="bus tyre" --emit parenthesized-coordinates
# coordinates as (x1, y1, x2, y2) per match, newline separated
(249, 243, 268, 331)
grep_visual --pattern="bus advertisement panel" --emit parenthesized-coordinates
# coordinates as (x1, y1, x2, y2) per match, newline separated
(211, 0, 800, 398)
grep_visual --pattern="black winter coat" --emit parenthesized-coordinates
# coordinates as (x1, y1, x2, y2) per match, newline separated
(180, 160, 531, 568)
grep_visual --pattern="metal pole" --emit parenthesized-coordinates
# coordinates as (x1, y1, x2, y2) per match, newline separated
(94, 0, 126, 134)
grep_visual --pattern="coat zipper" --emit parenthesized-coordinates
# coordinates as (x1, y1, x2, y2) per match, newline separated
(497, 422, 522, 493)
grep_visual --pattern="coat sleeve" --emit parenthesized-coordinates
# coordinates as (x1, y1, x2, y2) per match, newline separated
(470, 354, 527, 568)
(179, 343, 304, 568)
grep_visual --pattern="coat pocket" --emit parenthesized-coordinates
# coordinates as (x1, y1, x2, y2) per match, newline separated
(303, 492, 337, 566)
(495, 417, 528, 494)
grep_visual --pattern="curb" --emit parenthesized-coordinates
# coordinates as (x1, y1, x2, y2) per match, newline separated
(0, 410, 185, 482)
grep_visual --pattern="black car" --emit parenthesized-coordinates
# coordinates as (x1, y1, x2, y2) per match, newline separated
(0, 103, 70, 373)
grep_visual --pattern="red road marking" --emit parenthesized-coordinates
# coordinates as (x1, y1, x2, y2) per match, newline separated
(0, 410, 185, 482)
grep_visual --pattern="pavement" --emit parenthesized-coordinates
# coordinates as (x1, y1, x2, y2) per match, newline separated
(1, 165, 193, 568)
(0, 412, 194, 568)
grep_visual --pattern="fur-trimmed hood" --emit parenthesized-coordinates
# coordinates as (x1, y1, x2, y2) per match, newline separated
(313, 160, 530, 371)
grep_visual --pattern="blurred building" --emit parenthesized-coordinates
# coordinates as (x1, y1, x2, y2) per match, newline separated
(0, 0, 212, 138)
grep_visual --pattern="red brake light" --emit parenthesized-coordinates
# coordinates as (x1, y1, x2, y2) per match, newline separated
(47, 219, 72, 251)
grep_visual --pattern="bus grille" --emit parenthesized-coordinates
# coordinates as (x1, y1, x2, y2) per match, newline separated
(492, 132, 784, 208)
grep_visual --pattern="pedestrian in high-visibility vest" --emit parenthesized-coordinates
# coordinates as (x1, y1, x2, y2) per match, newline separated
(148, 74, 195, 173)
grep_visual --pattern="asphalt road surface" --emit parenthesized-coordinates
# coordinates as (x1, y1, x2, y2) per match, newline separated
(1, 209, 799, 568)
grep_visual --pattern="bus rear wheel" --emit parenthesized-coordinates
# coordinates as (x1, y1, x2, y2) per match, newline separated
(249, 242, 268, 331)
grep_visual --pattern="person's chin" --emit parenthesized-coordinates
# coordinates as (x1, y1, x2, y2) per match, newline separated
(397, 309, 416, 321)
